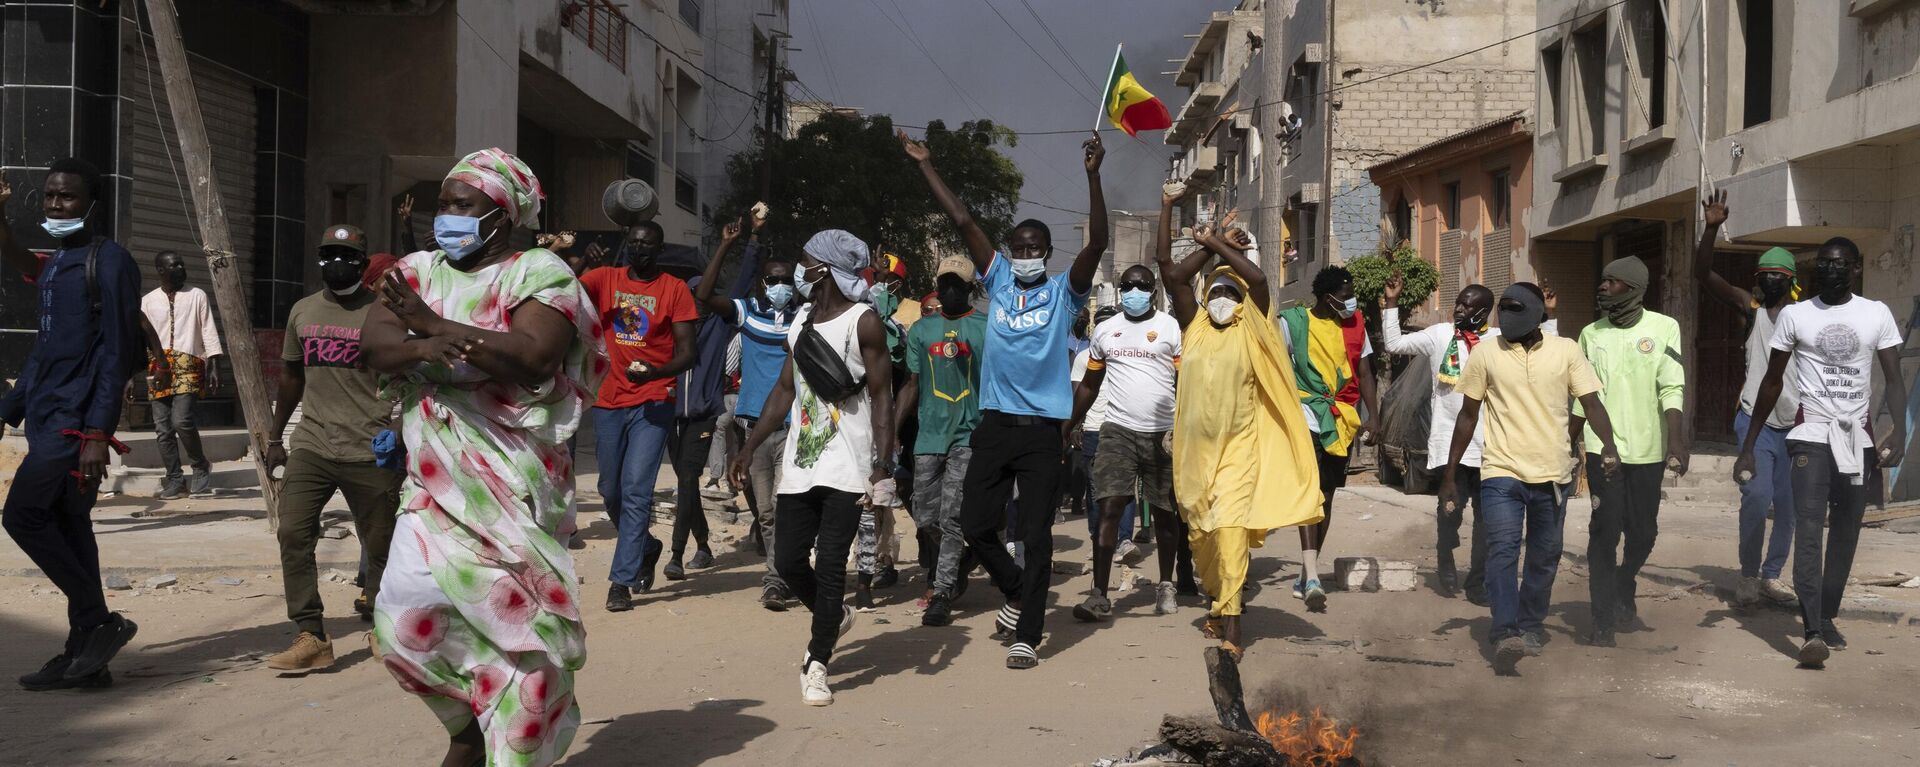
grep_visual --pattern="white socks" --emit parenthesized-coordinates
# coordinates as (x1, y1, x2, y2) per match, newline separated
(1301, 549, 1320, 585)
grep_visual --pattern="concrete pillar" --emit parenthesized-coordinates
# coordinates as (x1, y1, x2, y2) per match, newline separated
(1258, 2, 1288, 304)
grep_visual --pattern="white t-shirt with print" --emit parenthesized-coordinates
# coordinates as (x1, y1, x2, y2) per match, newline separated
(1088, 311, 1183, 432)
(1071, 350, 1112, 432)
(1768, 295, 1903, 444)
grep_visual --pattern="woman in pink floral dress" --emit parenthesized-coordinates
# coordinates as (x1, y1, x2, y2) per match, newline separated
(361, 148, 605, 767)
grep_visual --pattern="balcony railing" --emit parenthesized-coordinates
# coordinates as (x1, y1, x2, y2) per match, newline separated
(561, 0, 628, 72)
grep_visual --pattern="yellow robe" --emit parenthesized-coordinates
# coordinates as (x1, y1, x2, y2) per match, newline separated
(1173, 269, 1325, 537)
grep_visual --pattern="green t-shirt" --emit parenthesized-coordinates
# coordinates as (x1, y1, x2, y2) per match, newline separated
(1573, 311, 1686, 464)
(281, 291, 394, 463)
(905, 311, 987, 455)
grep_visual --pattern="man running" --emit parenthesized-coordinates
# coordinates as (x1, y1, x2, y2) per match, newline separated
(1444, 283, 1619, 675)
(904, 129, 1106, 669)
(581, 220, 699, 612)
(1069, 264, 1182, 622)
(1382, 277, 1558, 604)
(0, 160, 143, 690)
(1278, 266, 1380, 611)
(732, 230, 894, 706)
(698, 213, 799, 610)
(262, 225, 402, 672)
(141, 250, 223, 500)
(1573, 256, 1688, 646)
(898, 255, 987, 626)
(1693, 191, 1800, 607)
(1738, 237, 1907, 668)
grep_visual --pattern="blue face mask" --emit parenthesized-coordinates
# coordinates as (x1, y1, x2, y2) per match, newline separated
(764, 283, 795, 309)
(1332, 295, 1358, 319)
(1119, 288, 1153, 317)
(1010, 257, 1047, 283)
(434, 209, 501, 261)
(40, 202, 93, 239)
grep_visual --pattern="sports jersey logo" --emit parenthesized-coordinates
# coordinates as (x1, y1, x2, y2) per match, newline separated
(1146, 331, 1158, 342)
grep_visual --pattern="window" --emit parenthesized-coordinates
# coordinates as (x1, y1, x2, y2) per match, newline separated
(1541, 42, 1564, 133)
(675, 171, 698, 213)
(560, 0, 628, 71)
(1442, 181, 1462, 231)
(1389, 195, 1413, 247)
(626, 141, 656, 187)
(1625, 0, 1668, 133)
(1287, 62, 1320, 129)
(1572, 22, 1608, 159)
(1296, 204, 1319, 265)
(679, 0, 702, 31)
(1740, 0, 1774, 128)
(1488, 169, 1511, 230)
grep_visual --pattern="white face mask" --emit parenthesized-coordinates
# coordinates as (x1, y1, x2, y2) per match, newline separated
(795, 269, 824, 300)
(1332, 296, 1358, 319)
(1207, 296, 1241, 326)
(1010, 257, 1047, 282)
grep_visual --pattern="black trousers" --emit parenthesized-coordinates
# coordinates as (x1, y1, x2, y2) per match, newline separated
(1787, 440, 1871, 636)
(1436, 465, 1487, 594)
(1586, 458, 1665, 629)
(3, 436, 108, 652)
(959, 411, 1062, 646)
(773, 485, 861, 664)
(667, 415, 717, 559)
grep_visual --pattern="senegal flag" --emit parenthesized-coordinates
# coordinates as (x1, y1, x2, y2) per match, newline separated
(1099, 46, 1172, 137)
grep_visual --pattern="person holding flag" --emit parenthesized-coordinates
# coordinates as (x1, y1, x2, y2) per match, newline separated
(1098, 46, 1173, 136)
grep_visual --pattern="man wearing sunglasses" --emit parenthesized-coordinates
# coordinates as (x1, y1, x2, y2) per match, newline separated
(904, 129, 1107, 669)
(699, 211, 801, 610)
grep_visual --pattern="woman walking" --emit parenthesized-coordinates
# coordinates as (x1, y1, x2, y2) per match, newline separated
(362, 148, 604, 767)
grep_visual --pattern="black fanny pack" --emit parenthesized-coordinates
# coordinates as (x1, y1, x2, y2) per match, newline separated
(792, 308, 865, 403)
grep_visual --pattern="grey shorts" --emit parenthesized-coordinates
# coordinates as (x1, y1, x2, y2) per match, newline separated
(1090, 422, 1174, 509)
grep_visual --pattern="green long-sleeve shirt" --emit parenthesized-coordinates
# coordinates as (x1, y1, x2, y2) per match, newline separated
(1573, 311, 1686, 463)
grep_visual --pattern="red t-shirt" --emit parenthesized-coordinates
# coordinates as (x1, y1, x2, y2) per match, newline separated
(580, 266, 698, 408)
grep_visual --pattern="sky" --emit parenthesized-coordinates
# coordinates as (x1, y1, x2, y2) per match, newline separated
(783, 0, 1242, 246)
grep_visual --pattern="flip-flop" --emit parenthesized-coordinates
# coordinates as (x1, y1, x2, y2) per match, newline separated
(1220, 640, 1244, 661)
(1202, 616, 1223, 639)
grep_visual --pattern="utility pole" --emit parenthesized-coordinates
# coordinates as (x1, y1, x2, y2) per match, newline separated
(142, 0, 282, 530)
(758, 37, 782, 200)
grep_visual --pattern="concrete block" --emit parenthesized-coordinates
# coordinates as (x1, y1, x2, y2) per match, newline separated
(145, 573, 178, 589)
(1331, 557, 1417, 592)
(104, 575, 133, 590)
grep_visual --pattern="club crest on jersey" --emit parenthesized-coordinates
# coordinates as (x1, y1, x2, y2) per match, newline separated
(1146, 331, 1158, 342)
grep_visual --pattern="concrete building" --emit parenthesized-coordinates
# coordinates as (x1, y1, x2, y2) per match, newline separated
(0, 0, 775, 426)
(1529, 0, 1920, 473)
(1166, 1, 1267, 273)
(1265, 0, 1536, 302)
(1367, 112, 1545, 329)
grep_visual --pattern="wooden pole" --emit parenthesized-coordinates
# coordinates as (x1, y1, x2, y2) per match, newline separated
(142, 0, 282, 530)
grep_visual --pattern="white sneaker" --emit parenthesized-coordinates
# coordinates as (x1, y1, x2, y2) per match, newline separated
(1761, 578, 1799, 605)
(1154, 581, 1178, 615)
(838, 604, 856, 638)
(801, 659, 833, 706)
(1112, 540, 1143, 565)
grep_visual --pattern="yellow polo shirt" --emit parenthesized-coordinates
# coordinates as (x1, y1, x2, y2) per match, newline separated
(1455, 334, 1602, 484)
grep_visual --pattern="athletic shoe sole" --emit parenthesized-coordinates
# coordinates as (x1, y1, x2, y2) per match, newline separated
(1304, 588, 1327, 613)
(1798, 639, 1830, 668)
(1494, 641, 1525, 675)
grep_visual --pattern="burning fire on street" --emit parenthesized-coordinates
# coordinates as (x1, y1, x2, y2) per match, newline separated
(1254, 707, 1362, 766)
(1092, 648, 1368, 766)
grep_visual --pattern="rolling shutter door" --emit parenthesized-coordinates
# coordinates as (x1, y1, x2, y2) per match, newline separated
(1482, 227, 1513, 297)
(1438, 230, 1463, 314)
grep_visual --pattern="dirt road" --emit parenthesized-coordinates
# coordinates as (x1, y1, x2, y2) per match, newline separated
(0, 477, 1915, 766)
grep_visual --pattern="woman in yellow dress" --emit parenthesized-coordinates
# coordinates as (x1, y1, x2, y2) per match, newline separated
(1155, 193, 1324, 655)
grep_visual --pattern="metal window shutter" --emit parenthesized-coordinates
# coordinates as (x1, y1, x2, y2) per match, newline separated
(124, 39, 258, 317)
(1439, 230, 1463, 312)
(1482, 227, 1513, 297)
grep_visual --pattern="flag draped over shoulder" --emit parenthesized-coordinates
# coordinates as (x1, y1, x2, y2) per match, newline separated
(1100, 49, 1172, 137)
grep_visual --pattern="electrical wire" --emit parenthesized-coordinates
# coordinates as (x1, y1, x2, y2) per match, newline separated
(977, 0, 1099, 109)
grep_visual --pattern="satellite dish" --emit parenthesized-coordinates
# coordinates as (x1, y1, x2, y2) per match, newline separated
(602, 179, 659, 227)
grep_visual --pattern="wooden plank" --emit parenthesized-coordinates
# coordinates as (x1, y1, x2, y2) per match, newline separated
(141, 0, 281, 530)
(1865, 504, 1920, 525)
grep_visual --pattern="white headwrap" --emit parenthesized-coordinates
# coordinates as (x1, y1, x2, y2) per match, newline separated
(802, 229, 872, 302)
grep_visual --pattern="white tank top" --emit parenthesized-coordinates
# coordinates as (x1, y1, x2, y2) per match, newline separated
(777, 302, 875, 496)
(1739, 304, 1800, 429)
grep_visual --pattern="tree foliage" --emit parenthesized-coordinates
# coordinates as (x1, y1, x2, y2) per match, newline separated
(717, 114, 1023, 297)
(1347, 242, 1440, 308)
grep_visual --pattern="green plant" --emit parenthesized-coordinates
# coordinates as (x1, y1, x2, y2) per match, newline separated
(1348, 242, 1439, 307)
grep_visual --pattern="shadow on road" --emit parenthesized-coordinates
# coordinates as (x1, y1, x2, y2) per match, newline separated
(568, 698, 775, 767)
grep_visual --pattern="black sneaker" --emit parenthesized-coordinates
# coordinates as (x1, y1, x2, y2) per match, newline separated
(1436, 558, 1459, 598)
(760, 583, 790, 612)
(66, 614, 137, 680)
(663, 560, 687, 581)
(854, 583, 874, 610)
(687, 549, 715, 569)
(354, 591, 373, 621)
(605, 584, 634, 613)
(873, 566, 900, 590)
(1522, 631, 1547, 657)
(155, 479, 186, 501)
(1071, 593, 1113, 622)
(922, 593, 954, 627)
(23, 660, 111, 692)
(1820, 621, 1848, 651)
(1465, 587, 1490, 607)
(18, 655, 73, 690)
(1797, 636, 1830, 668)
(1585, 626, 1616, 647)
(1616, 597, 1641, 630)
(637, 537, 663, 593)
(1493, 636, 1526, 675)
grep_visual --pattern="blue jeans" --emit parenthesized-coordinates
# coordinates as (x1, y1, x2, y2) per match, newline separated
(1480, 477, 1569, 642)
(1732, 410, 1794, 579)
(1079, 429, 1136, 541)
(594, 402, 674, 587)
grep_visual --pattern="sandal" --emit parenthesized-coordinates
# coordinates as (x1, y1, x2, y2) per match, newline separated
(1220, 640, 1244, 661)
(1202, 616, 1223, 639)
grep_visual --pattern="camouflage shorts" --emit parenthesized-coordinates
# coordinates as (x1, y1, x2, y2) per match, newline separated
(1090, 423, 1174, 509)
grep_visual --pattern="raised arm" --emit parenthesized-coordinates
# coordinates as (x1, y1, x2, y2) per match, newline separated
(396, 194, 420, 255)
(696, 219, 743, 313)
(1203, 228, 1269, 316)
(1693, 190, 1750, 310)
(1068, 134, 1108, 294)
(1379, 275, 1439, 356)
(901, 130, 995, 273)
(1156, 192, 1200, 327)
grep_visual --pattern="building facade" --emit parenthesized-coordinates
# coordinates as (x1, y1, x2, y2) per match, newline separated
(1266, 0, 1536, 302)
(1, 0, 779, 424)
(1367, 113, 1545, 329)
(1530, 0, 1920, 468)
(1166, 1, 1266, 263)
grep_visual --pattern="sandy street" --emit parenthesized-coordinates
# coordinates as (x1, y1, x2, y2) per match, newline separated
(1, 472, 1916, 766)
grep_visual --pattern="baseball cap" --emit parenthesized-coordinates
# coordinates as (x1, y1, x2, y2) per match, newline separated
(936, 254, 976, 283)
(320, 224, 367, 253)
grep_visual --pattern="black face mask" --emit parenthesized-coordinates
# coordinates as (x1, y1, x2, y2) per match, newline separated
(160, 266, 187, 288)
(1814, 261, 1851, 299)
(937, 284, 971, 314)
(1756, 276, 1791, 303)
(1455, 308, 1490, 333)
(321, 259, 365, 293)
(623, 242, 660, 270)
